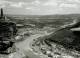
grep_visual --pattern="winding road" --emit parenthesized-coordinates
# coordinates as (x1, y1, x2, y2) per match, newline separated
(12, 33, 51, 58)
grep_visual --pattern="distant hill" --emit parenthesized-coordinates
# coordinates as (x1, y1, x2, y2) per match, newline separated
(6, 14, 80, 19)
(5, 14, 80, 28)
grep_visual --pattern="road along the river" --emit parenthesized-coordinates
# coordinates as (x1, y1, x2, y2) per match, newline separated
(11, 33, 51, 58)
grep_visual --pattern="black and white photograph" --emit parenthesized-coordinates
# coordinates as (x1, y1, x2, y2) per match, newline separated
(0, 0, 80, 58)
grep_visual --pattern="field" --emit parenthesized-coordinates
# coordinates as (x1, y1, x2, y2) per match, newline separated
(1, 14, 80, 58)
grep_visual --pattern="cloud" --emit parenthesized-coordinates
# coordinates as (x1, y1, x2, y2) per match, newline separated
(0, 5, 5, 8)
(31, 0, 41, 5)
(75, 0, 80, 2)
(0, 0, 10, 5)
(42, 0, 79, 8)
(43, 2, 58, 6)
(25, 7, 40, 11)
(0, 0, 10, 8)
(0, 0, 9, 4)
(0, 0, 26, 8)
(0, 0, 41, 8)
(26, 7, 32, 10)
(68, 0, 80, 3)
(10, 2, 25, 8)
(60, 3, 78, 8)
(0, 0, 80, 15)
(43, 0, 58, 6)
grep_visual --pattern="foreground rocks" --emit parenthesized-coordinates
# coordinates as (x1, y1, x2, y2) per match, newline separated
(31, 28, 80, 58)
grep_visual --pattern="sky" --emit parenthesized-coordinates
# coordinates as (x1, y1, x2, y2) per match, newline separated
(0, 0, 80, 15)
